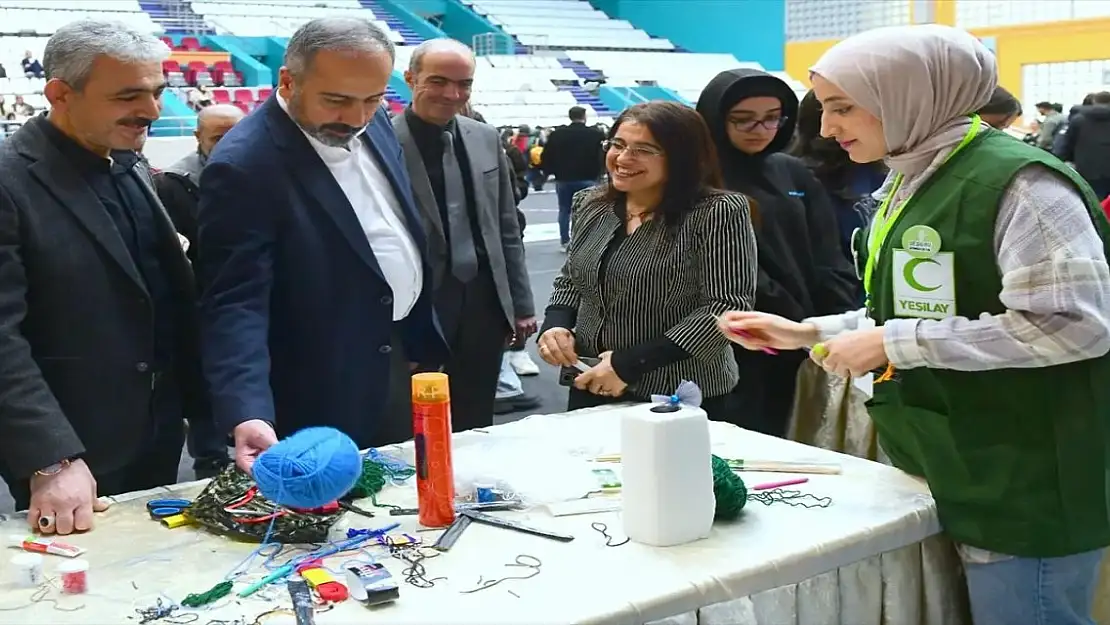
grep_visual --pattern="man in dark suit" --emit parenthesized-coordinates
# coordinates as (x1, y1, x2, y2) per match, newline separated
(0, 20, 211, 533)
(197, 17, 447, 472)
(393, 39, 535, 431)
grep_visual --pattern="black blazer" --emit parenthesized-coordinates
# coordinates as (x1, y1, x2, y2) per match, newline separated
(0, 116, 208, 480)
(546, 188, 757, 398)
(196, 98, 448, 447)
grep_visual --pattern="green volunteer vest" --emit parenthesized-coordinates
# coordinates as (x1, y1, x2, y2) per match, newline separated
(863, 130, 1110, 557)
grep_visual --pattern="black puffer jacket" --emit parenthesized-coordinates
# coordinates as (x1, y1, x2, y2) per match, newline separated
(1059, 104, 1110, 181)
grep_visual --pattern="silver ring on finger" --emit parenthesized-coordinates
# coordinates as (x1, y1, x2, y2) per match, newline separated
(38, 515, 55, 530)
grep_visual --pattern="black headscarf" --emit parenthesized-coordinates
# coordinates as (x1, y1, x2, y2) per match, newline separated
(696, 69, 799, 194)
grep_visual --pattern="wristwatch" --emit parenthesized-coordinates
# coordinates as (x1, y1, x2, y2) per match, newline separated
(35, 458, 73, 476)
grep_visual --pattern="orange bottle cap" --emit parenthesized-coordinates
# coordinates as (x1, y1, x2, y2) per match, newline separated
(412, 372, 450, 402)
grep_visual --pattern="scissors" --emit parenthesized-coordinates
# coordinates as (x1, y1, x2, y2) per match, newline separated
(147, 498, 191, 520)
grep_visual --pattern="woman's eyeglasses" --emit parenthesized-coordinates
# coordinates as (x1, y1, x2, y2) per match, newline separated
(729, 116, 789, 132)
(603, 139, 663, 159)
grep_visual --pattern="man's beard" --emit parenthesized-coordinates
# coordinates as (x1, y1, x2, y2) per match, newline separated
(289, 91, 363, 148)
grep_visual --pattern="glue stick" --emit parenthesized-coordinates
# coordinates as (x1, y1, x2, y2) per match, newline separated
(6, 534, 85, 558)
(411, 372, 455, 528)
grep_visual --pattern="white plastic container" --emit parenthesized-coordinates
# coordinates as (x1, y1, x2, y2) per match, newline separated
(620, 402, 715, 547)
(9, 552, 43, 588)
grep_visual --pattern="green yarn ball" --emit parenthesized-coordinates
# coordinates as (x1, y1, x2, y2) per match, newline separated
(712, 454, 748, 521)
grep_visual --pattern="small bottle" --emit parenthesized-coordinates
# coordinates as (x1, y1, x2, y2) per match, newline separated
(621, 401, 715, 547)
(412, 373, 456, 527)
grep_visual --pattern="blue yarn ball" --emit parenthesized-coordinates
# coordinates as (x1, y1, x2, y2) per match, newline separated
(252, 427, 362, 510)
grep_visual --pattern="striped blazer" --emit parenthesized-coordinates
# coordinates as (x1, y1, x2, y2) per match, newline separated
(548, 187, 758, 398)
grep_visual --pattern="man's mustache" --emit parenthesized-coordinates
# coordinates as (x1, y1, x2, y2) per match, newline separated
(319, 123, 359, 136)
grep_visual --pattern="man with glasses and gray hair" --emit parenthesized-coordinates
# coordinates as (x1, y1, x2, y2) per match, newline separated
(196, 17, 446, 473)
(0, 20, 212, 534)
(393, 38, 536, 430)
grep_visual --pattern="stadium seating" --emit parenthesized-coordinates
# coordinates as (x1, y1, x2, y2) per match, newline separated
(0, 0, 800, 131)
(463, 0, 674, 51)
(0, 0, 160, 34)
(201, 85, 272, 113)
(188, 0, 401, 40)
(566, 51, 807, 105)
(475, 55, 603, 127)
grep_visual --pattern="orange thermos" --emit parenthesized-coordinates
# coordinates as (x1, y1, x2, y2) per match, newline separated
(411, 373, 455, 527)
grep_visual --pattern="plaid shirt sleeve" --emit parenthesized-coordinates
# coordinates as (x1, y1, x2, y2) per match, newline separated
(884, 164, 1110, 370)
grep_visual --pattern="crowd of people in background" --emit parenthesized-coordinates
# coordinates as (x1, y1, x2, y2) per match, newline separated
(3, 16, 1110, 625)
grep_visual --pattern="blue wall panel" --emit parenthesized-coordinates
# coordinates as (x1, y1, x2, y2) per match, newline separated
(590, 0, 785, 70)
(632, 85, 686, 104)
(395, 0, 446, 16)
(204, 35, 274, 86)
(153, 89, 196, 137)
(598, 85, 635, 114)
(380, 0, 448, 39)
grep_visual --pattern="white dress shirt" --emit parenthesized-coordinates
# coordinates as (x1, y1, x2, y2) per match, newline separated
(278, 96, 422, 321)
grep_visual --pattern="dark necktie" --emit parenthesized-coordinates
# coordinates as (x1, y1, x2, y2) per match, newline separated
(442, 130, 478, 282)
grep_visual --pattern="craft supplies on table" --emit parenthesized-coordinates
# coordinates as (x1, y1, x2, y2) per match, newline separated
(296, 560, 349, 602)
(461, 510, 575, 542)
(346, 562, 400, 606)
(726, 459, 842, 475)
(594, 454, 842, 475)
(475, 483, 497, 503)
(146, 498, 191, 519)
(287, 578, 317, 625)
(6, 534, 85, 558)
(252, 426, 363, 510)
(9, 552, 44, 588)
(0, 401, 959, 625)
(146, 497, 194, 529)
(432, 514, 472, 552)
(412, 372, 456, 528)
(57, 558, 89, 594)
(546, 497, 622, 517)
(753, 477, 810, 491)
(621, 397, 714, 547)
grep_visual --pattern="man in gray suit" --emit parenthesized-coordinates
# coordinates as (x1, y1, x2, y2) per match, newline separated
(393, 39, 535, 431)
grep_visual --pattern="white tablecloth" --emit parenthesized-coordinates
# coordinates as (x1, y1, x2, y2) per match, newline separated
(0, 404, 969, 624)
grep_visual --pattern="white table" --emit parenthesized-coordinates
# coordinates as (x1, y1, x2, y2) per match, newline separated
(0, 404, 969, 625)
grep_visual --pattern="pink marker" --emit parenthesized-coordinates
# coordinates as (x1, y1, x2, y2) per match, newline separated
(731, 329, 779, 355)
(752, 477, 809, 491)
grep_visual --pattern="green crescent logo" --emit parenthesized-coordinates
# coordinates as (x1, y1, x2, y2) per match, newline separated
(903, 257, 941, 292)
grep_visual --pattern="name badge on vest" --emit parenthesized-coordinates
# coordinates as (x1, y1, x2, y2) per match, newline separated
(892, 225, 955, 319)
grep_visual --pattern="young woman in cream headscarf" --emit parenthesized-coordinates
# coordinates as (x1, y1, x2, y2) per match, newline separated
(718, 24, 1110, 624)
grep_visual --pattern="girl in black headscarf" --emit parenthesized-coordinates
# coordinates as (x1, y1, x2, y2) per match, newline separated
(697, 69, 859, 437)
(793, 89, 888, 277)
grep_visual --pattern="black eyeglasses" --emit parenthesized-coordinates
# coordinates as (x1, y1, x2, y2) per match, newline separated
(729, 116, 789, 132)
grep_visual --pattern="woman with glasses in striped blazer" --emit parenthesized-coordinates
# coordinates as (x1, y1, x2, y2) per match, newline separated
(536, 101, 758, 421)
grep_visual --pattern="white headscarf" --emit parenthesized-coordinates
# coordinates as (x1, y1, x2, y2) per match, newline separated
(810, 25, 997, 180)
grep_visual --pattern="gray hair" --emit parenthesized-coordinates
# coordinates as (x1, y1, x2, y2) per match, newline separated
(285, 17, 395, 77)
(43, 20, 170, 91)
(408, 38, 474, 75)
